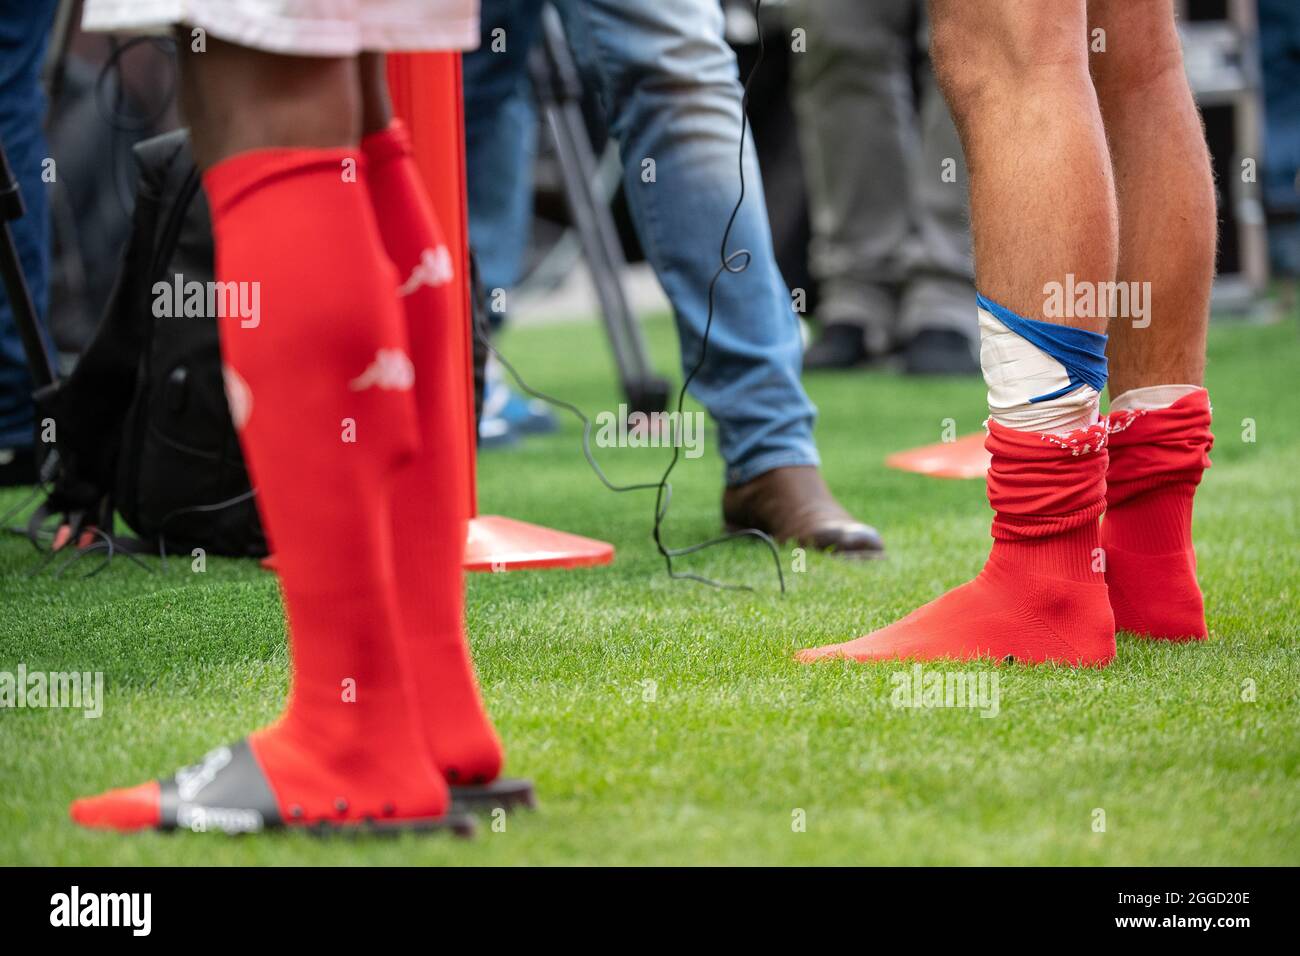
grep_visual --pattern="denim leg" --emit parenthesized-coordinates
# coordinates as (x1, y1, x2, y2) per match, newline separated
(463, 0, 545, 302)
(0, 0, 57, 448)
(559, 0, 819, 486)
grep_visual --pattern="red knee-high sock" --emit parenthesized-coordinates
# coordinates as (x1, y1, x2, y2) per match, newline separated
(797, 422, 1115, 665)
(361, 120, 504, 784)
(71, 148, 451, 830)
(1103, 390, 1213, 640)
(212, 148, 452, 819)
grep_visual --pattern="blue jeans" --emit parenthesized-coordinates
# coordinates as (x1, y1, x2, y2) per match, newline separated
(464, 0, 819, 486)
(0, 0, 56, 449)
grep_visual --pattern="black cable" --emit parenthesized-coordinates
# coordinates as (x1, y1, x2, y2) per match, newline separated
(155, 488, 259, 571)
(94, 35, 179, 215)
(2, 482, 150, 577)
(53, 526, 113, 579)
(4, 476, 251, 578)
(9, 485, 255, 577)
(0, 481, 46, 533)
(479, 0, 785, 594)
(95, 35, 179, 134)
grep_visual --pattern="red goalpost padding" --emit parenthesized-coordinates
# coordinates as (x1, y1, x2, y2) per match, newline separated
(386, 52, 614, 572)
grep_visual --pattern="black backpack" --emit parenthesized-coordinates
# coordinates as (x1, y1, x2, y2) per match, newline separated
(36, 129, 265, 557)
(34, 128, 491, 559)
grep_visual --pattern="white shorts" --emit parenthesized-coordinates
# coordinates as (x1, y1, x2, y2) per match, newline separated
(81, 0, 479, 56)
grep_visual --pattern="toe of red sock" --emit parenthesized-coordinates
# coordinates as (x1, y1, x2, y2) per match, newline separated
(796, 571, 1115, 666)
(794, 644, 847, 664)
(69, 781, 161, 832)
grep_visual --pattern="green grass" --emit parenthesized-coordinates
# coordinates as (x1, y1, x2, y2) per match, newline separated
(1, 309, 1298, 866)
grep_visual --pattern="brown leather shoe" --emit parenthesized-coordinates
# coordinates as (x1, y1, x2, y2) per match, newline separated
(722, 466, 885, 558)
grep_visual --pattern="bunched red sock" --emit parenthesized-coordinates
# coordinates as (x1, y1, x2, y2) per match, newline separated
(71, 147, 451, 831)
(797, 421, 1115, 666)
(361, 120, 504, 784)
(1103, 389, 1213, 640)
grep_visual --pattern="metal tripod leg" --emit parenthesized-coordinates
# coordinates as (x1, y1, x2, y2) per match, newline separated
(529, 3, 669, 415)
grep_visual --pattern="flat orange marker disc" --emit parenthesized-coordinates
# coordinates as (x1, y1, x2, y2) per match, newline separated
(885, 432, 990, 479)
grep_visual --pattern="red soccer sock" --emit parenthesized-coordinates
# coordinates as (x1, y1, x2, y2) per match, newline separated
(797, 421, 1115, 666)
(361, 120, 504, 784)
(71, 147, 450, 830)
(1103, 389, 1213, 640)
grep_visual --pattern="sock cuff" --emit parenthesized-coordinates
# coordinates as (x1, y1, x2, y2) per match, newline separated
(203, 146, 364, 218)
(1106, 389, 1213, 504)
(1107, 388, 1211, 447)
(360, 118, 413, 167)
(1109, 384, 1204, 412)
(986, 419, 1109, 540)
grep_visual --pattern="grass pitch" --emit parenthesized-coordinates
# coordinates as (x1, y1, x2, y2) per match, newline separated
(1, 308, 1297, 865)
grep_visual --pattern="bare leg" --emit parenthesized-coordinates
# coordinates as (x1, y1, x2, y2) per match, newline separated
(1088, 0, 1216, 396)
(358, 52, 393, 138)
(1088, 0, 1217, 642)
(798, 0, 1120, 667)
(930, 0, 1114, 334)
(177, 34, 360, 169)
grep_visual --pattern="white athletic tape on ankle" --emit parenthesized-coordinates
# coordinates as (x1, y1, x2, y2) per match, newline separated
(977, 294, 1108, 434)
(1109, 384, 1203, 412)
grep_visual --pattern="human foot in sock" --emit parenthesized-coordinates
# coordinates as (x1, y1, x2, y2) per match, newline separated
(797, 420, 1115, 666)
(361, 117, 531, 813)
(1103, 387, 1213, 641)
(798, 296, 1116, 666)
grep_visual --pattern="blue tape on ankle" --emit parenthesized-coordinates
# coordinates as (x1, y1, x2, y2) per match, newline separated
(976, 294, 1108, 401)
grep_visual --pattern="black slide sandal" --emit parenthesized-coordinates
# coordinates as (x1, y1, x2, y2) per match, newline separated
(157, 740, 477, 837)
(450, 778, 537, 814)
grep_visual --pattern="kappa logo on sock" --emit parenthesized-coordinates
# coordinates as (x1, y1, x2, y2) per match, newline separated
(1037, 422, 1109, 457)
(398, 246, 454, 297)
(222, 365, 252, 430)
(350, 348, 415, 392)
(1105, 408, 1147, 436)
